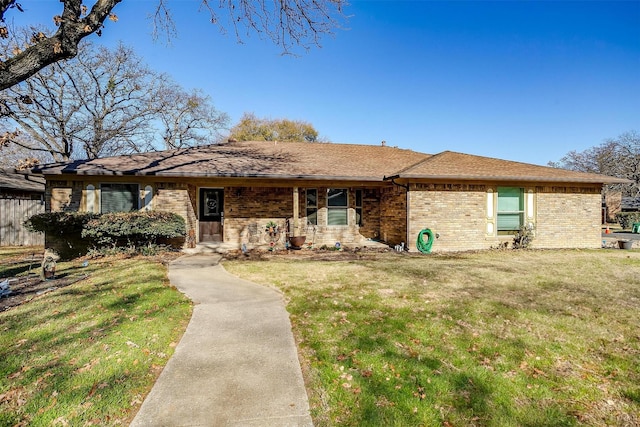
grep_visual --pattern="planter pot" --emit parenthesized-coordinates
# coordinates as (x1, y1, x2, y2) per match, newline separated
(288, 235, 306, 250)
(618, 240, 633, 250)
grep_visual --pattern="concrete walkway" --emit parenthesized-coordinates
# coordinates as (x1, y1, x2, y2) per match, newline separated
(130, 255, 313, 427)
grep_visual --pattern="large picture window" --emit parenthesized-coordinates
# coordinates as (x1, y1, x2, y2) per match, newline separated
(306, 189, 318, 225)
(497, 187, 524, 234)
(100, 183, 139, 213)
(327, 188, 348, 226)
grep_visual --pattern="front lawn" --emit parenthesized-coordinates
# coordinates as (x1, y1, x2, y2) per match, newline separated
(224, 249, 640, 426)
(0, 248, 192, 426)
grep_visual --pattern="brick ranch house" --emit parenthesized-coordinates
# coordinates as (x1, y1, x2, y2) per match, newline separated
(33, 141, 627, 252)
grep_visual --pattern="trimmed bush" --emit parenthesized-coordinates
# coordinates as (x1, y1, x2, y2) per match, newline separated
(615, 212, 640, 229)
(24, 212, 98, 259)
(81, 211, 186, 249)
(24, 212, 98, 235)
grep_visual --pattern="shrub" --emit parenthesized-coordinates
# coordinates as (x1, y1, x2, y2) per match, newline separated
(512, 224, 535, 249)
(24, 212, 98, 235)
(615, 212, 640, 229)
(82, 211, 186, 249)
(24, 212, 98, 259)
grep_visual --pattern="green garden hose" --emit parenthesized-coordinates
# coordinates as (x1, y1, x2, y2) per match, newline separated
(416, 228, 434, 253)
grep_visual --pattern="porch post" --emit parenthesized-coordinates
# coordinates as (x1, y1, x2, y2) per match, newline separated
(293, 186, 299, 236)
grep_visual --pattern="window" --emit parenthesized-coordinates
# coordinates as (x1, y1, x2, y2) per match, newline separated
(143, 185, 153, 211)
(86, 184, 96, 213)
(100, 183, 139, 213)
(327, 188, 348, 226)
(355, 190, 363, 226)
(497, 187, 524, 234)
(306, 189, 317, 225)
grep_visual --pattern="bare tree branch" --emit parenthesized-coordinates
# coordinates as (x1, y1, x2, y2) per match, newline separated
(1, 38, 229, 160)
(0, 0, 346, 90)
(0, 0, 122, 90)
(551, 130, 640, 197)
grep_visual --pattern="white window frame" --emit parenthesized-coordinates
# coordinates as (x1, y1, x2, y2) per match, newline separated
(355, 189, 363, 227)
(306, 188, 317, 225)
(327, 188, 348, 226)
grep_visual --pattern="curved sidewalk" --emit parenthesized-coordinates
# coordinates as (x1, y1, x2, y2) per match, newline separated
(130, 255, 313, 427)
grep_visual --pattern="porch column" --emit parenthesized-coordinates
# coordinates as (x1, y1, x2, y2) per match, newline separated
(292, 186, 299, 236)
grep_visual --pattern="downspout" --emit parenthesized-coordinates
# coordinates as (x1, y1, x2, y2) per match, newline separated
(383, 175, 411, 250)
(382, 175, 409, 191)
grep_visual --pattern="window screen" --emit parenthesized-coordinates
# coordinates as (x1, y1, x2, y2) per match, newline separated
(497, 187, 524, 233)
(101, 183, 139, 213)
(327, 188, 347, 226)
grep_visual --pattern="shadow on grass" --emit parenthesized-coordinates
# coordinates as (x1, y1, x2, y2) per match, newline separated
(0, 263, 40, 279)
(0, 258, 190, 425)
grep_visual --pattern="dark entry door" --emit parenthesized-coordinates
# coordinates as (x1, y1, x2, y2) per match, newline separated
(199, 188, 223, 242)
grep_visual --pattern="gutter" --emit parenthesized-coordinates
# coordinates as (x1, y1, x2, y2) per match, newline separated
(383, 174, 409, 190)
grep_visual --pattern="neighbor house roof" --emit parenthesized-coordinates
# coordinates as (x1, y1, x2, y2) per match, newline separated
(33, 141, 628, 185)
(0, 169, 45, 192)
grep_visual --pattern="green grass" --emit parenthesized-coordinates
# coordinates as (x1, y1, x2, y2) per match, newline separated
(0, 247, 192, 426)
(225, 249, 640, 426)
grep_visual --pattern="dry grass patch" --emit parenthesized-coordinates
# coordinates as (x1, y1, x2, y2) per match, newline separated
(225, 249, 640, 426)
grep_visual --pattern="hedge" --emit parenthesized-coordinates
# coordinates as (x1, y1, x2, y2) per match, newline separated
(81, 211, 186, 248)
(25, 211, 186, 259)
(615, 212, 640, 229)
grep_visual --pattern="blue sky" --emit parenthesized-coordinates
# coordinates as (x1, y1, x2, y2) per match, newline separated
(8, 1, 640, 166)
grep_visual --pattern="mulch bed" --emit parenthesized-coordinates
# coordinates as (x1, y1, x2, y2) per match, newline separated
(0, 274, 88, 312)
(0, 253, 89, 312)
(223, 246, 396, 262)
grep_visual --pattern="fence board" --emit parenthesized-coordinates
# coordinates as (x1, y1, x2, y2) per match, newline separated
(0, 198, 45, 246)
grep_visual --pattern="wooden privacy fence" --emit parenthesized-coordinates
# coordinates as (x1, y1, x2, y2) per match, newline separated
(0, 198, 45, 246)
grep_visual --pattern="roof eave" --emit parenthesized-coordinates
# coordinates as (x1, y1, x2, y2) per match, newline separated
(396, 174, 630, 184)
(40, 169, 385, 182)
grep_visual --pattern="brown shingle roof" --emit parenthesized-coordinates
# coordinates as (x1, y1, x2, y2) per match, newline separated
(0, 169, 45, 192)
(396, 151, 629, 184)
(35, 141, 430, 181)
(34, 142, 627, 185)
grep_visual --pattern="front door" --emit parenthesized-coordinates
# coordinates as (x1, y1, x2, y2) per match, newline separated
(199, 188, 223, 242)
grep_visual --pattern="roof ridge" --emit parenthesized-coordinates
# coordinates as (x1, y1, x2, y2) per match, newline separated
(392, 150, 447, 175)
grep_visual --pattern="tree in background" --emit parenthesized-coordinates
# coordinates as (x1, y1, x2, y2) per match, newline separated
(0, 39, 228, 162)
(154, 84, 229, 150)
(229, 113, 321, 143)
(550, 130, 640, 197)
(0, 0, 347, 90)
(0, 134, 48, 169)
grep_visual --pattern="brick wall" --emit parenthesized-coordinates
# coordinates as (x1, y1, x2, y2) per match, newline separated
(224, 186, 293, 246)
(43, 177, 604, 252)
(380, 186, 406, 245)
(224, 186, 381, 248)
(534, 186, 602, 248)
(407, 184, 487, 252)
(359, 188, 381, 239)
(155, 183, 196, 245)
(406, 183, 603, 252)
(48, 180, 82, 212)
